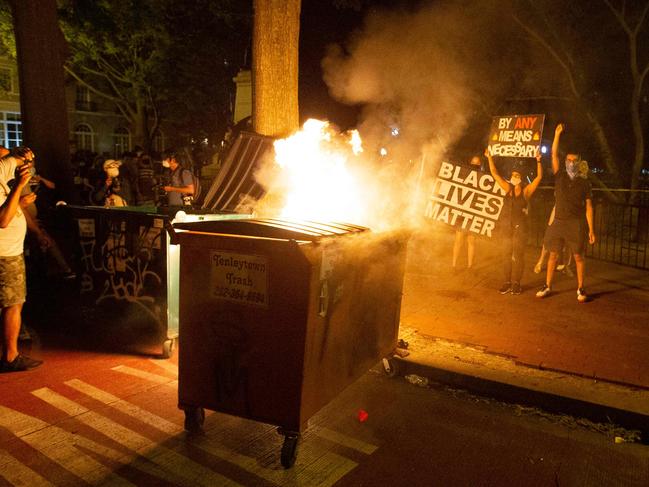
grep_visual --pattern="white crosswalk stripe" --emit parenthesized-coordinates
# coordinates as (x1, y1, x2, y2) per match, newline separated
(31, 387, 241, 487)
(0, 448, 56, 487)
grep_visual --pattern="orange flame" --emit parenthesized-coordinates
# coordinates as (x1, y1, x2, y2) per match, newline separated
(271, 119, 367, 225)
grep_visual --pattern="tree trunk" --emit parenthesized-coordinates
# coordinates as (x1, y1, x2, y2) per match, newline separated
(629, 85, 645, 193)
(252, 0, 301, 137)
(132, 99, 148, 150)
(584, 108, 620, 186)
(10, 0, 75, 203)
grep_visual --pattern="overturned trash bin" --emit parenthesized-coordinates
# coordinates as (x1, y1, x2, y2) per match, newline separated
(170, 218, 408, 468)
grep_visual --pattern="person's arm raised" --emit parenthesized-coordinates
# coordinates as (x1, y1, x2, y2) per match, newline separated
(485, 148, 509, 192)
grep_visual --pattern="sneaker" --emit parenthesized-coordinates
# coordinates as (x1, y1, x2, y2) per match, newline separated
(511, 282, 522, 295)
(0, 354, 43, 373)
(499, 282, 512, 294)
(536, 284, 551, 298)
(577, 288, 588, 303)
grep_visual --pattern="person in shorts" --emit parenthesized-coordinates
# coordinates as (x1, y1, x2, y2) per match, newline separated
(536, 124, 595, 302)
(0, 147, 44, 372)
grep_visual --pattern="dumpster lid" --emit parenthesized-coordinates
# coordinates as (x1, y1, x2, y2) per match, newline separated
(172, 218, 368, 241)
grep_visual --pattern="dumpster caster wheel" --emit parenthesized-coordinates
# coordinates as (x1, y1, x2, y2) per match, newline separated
(161, 338, 176, 359)
(382, 357, 399, 377)
(183, 407, 204, 433)
(278, 429, 299, 469)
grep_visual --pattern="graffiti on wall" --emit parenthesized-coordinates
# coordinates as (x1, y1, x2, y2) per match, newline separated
(77, 217, 164, 323)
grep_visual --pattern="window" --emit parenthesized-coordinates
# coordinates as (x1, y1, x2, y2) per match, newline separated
(153, 129, 165, 153)
(0, 112, 23, 148)
(75, 85, 94, 111)
(113, 127, 131, 156)
(0, 67, 13, 93)
(73, 123, 95, 151)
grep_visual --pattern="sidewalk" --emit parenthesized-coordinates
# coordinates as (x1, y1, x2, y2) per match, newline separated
(398, 228, 649, 434)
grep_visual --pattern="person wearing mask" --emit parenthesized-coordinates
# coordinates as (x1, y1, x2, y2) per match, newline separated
(93, 159, 133, 206)
(486, 148, 543, 294)
(452, 155, 483, 271)
(161, 150, 194, 206)
(536, 124, 595, 302)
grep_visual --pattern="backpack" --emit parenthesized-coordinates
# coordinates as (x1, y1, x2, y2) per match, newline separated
(181, 168, 201, 205)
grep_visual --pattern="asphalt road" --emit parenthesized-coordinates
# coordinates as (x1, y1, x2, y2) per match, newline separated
(1, 347, 647, 487)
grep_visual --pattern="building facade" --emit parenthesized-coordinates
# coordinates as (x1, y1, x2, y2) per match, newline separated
(0, 56, 166, 156)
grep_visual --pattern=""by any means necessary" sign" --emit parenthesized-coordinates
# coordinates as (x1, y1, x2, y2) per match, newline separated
(425, 162, 506, 237)
(488, 114, 544, 158)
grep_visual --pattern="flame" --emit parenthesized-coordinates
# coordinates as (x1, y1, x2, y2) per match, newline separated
(271, 119, 366, 225)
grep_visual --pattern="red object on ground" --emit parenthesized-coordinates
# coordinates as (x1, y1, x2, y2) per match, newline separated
(358, 409, 369, 422)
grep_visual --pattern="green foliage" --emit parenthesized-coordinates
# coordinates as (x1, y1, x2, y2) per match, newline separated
(0, 0, 16, 58)
(58, 0, 251, 146)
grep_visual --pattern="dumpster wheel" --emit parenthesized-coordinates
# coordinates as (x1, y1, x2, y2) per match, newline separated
(278, 428, 299, 468)
(382, 357, 399, 378)
(183, 406, 205, 433)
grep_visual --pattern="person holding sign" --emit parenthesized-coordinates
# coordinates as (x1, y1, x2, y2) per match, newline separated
(451, 155, 483, 271)
(536, 124, 595, 302)
(485, 149, 543, 294)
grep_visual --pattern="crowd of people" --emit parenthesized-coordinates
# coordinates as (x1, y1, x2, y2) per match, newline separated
(0, 144, 207, 373)
(70, 146, 205, 208)
(451, 123, 596, 302)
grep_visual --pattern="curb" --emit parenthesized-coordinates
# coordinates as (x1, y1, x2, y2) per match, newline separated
(392, 332, 649, 443)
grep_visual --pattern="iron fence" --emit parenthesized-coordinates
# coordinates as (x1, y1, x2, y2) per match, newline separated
(530, 188, 649, 270)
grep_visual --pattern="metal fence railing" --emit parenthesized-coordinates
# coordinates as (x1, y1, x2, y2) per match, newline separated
(530, 188, 649, 270)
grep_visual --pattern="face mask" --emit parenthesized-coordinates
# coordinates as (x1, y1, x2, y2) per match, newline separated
(510, 175, 522, 186)
(566, 161, 578, 179)
(106, 168, 119, 178)
(162, 160, 170, 168)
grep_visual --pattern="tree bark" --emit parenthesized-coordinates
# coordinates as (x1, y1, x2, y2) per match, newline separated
(9, 0, 75, 203)
(252, 0, 301, 137)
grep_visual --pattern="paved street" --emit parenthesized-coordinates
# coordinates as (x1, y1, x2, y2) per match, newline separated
(2, 227, 648, 485)
(1, 345, 648, 487)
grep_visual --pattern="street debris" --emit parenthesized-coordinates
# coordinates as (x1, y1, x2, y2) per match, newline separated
(404, 374, 429, 387)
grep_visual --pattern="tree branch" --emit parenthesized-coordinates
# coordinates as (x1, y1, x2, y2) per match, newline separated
(633, 0, 649, 36)
(511, 13, 580, 98)
(79, 65, 131, 111)
(604, 0, 633, 36)
(64, 65, 122, 104)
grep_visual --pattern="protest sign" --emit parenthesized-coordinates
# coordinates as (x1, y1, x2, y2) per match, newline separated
(488, 114, 544, 158)
(425, 161, 506, 237)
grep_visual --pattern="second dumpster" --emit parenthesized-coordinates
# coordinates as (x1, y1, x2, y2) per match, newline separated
(170, 218, 408, 468)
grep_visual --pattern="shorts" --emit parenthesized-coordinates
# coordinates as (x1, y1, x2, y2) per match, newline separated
(0, 254, 27, 308)
(543, 219, 586, 255)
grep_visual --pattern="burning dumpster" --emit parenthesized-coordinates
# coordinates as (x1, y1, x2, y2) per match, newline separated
(170, 218, 408, 468)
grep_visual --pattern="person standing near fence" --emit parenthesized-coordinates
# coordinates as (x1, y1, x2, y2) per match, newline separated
(536, 123, 595, 302)
(486, 149, 543, 294)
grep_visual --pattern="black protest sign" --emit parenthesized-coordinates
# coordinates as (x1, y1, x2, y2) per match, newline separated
(425, 162, 506, 237)
(488, 114, 545, 158)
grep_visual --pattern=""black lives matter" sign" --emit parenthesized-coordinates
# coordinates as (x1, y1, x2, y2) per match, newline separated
(488, 114, 544, 158)
(425, 162, 506, 237)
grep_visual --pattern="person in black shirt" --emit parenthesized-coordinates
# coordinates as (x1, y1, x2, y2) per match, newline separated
(486, 149, 543, 295)
(536, 123, 595, 302)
